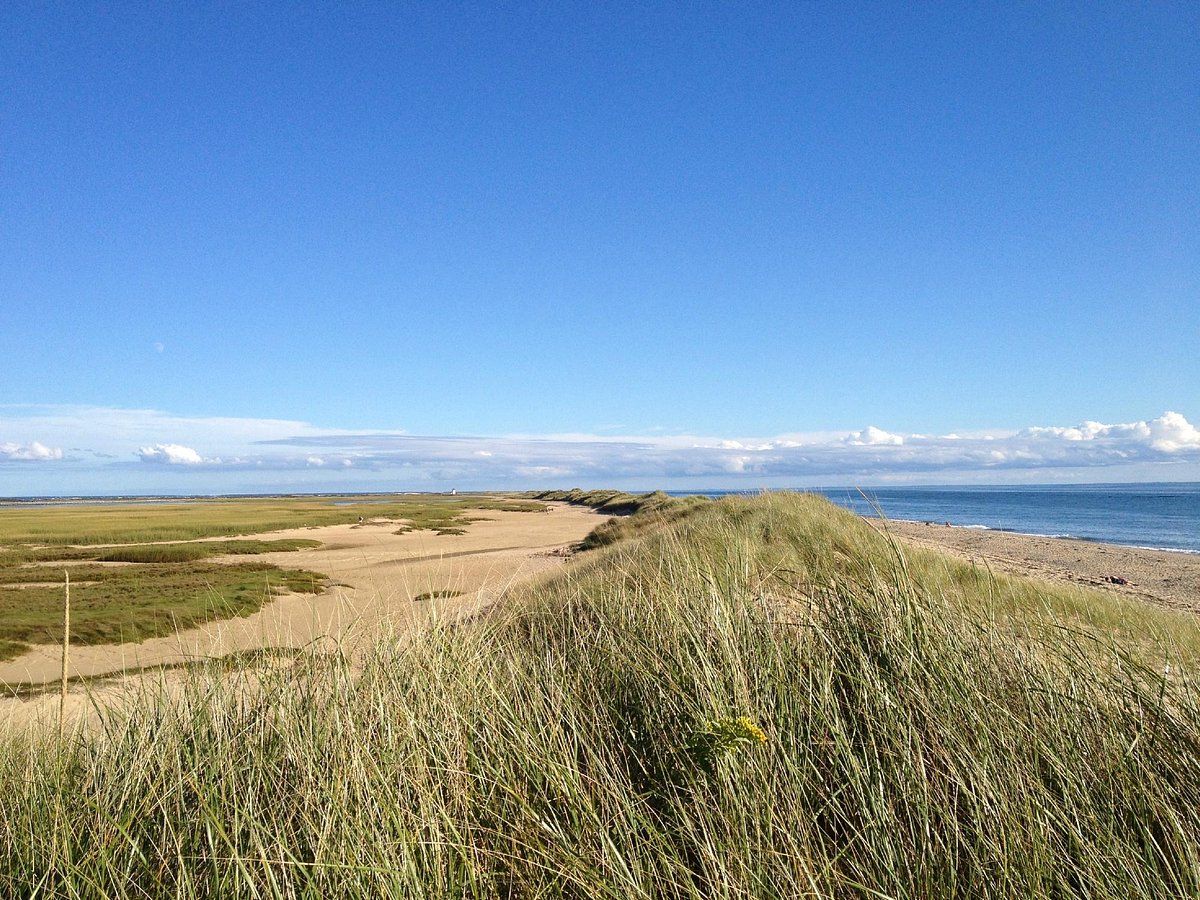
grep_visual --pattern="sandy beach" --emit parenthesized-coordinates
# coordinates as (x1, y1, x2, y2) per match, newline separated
(0, 502, 604, 728)
(880, 519, 1200, 614)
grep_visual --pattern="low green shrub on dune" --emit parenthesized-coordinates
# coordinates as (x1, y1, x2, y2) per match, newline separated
(3, 493, 1199, 898)
(533, 488, 711, 549)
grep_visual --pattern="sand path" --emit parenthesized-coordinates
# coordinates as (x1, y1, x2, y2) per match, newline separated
(0, 503, 603, 728)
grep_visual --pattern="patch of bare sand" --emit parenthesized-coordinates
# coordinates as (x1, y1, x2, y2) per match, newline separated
(0, 503, 603, 730)
(880, 519, 1200, 614)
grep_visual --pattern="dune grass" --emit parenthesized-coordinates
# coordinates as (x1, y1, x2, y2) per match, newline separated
(531, 487, 698, 517)
(2, 492, 1199, 897)
(531, 488, 711, 549)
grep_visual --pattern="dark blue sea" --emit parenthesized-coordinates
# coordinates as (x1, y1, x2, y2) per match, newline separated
(674, 483, 1200, 554)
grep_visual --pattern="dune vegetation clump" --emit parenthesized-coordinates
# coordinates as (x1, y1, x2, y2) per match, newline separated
(3, 493, 1199, 898)
(533, 488, 711, 549)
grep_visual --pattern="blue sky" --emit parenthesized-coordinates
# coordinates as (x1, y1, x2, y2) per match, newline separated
(2, 2, 1198, 494)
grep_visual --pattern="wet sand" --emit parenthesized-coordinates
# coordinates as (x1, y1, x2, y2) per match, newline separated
(879, 519, 1200, 614)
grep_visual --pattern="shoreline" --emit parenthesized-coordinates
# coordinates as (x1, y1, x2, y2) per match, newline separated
(882, 516, 1200, 556)
(878, 517, 1200, 615)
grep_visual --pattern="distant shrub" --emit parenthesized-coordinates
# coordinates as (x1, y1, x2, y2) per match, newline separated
(412, 589, 464, 602)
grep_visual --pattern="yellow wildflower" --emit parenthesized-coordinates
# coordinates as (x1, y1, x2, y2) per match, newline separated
(735, 716, 768, 744)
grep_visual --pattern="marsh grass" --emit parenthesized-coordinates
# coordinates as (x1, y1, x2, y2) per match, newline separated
(3, 493, 1199, 898)
(96, 538, 322, 563)
(0, 538, 320, 567)
(0, 562, 329, 658)
(0, 539, 327, 660)
(0, 495, 546, 546)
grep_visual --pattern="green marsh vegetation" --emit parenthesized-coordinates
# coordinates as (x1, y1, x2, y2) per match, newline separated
(0, 495, 545, 661)
(0, 494, 547, 545)
(3, 492, 1200, 897)
(0, 556, 329, 662)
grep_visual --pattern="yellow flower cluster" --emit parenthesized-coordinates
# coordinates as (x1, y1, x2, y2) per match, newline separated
(734, 716, 768, 744)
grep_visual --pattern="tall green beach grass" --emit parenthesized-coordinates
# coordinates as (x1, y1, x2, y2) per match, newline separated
(3, 492, 1198, 897)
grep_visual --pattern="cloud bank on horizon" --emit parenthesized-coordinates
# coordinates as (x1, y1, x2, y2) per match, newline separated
(3, 406, 1200, 494)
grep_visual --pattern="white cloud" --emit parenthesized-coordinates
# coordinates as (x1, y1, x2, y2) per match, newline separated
(1147, 411, 1200, 452)
(0, 441, 63, 461)
(1019, 411, 1200, 453)
(3, 405, 1200, 491)
(845, 426, 905, 446)
(138, 444, 207, 465)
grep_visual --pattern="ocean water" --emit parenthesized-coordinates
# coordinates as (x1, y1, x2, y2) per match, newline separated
(679, 483, 1200, 553)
